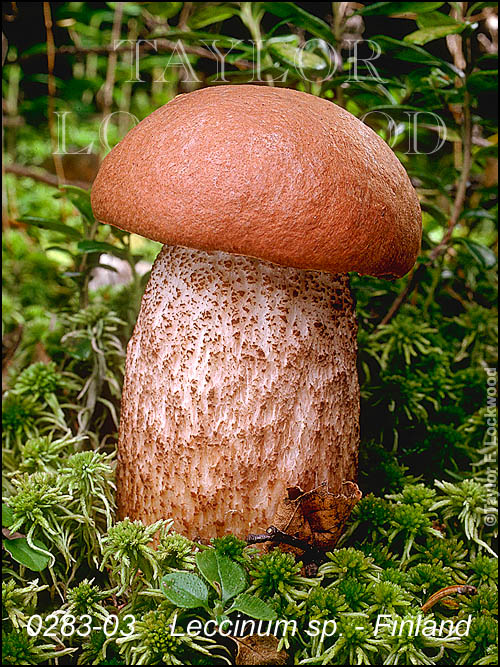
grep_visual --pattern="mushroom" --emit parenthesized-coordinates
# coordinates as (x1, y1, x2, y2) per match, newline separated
(91, 85, 421, 540)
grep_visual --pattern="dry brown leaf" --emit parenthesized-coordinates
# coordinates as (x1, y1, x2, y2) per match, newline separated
(235, 634, 288, 665)
(271, 481, 362, 554)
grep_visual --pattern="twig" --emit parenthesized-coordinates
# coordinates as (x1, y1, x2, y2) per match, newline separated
(4, 163, 90, 190)
(431, 101, 472, 261)
(2, 325, 23, 389)
(247, 525, 324, 567)
(2, 38, 21, 227)
(377, 79, 473, 327)
(19, 39, 254, 70)
(43, 2, 65, 186)
(177, 2, 192, 30)
(156, 38, 254, 69)
(118, 18, 138, 136)
(99, 2, 123, 117)
(2, 31, 8, 65)
(330, 2, 347, 106)
(247, 525, 312, 552)
(2, 116, 24, 127)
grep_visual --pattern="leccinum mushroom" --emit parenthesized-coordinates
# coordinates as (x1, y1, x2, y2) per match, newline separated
(91, 85, 421, 540)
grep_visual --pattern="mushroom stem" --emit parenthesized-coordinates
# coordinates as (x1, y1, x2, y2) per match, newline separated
(117, 245, 360, 539)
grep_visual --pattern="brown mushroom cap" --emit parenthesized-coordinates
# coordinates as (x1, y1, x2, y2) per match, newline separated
(91, 85, 421, 278)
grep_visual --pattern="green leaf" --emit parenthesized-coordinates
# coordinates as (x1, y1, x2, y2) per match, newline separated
(160, 572, 209, 609)
(467, 71, 498, 94)
(369, 104, 432, 113)
(77, 240, 127, 258)
(142, 2, 182, 18)
(3, 537, 52, 571)
(19, 216, 82, 240)
(262, 3, 333, 43)
(217, 554, 246, 604)
(188, 3, 240, 29)
(196, 550, 220, 591)
(20, 43, 47, 57)
(461, 209, 496, 221)
(216, 613, 230, 626)
(2, 504, 14, 528)
(468, 2, 499, 14)
(404, 24, 466, 45)
(421, 202, 448, 226)
(357, 2, 444, 16)
(226, 594, 277, 621)
(268, 36, 327, 71)
(373, 35, 462, 76)
(417, 11, 463, 27)
(107, 2, 142, 15)
(59, 185, 94, 221)
(46, 246, 75, 257)
(196, 550, 246, 603)
(96, 262, 120, 273)
(454, 238, 497, 269)
(66, 338, 92, 361)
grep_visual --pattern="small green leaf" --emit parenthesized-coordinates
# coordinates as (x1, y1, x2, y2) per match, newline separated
(357, 2, 444, 16)
(217, 554, 246, 604)
(467, 71, 498, 94)
(468, 2, 499, 14)
(4, 538, 52, 571)
(196, 550, 246, 603)
(196, 550, 220, 591)
(461, 209, 496, 221)
(454, 238, 497, 269)
(66, 337, 92, 361)
(262, 3, 333, 43)
(19, 216, 82, 240)
(268, 37, 327, 71)
(421, 202, 448, 226)
(373, 35, 462, 76)
(60, 185, 94, 221)
(404, 24, 465, 45)
(46, 246, 75, 257)
(107, 1, 139, 14)
(143, 2, 182, 18)
(2, 504, 14, 528)
(160, 572, 209, 609)
(417, 11, 463, 27)
(96, 262, 121, 273)
(188, 3, 239, 29)
(226, 594, 277, 621)
(77, 240, 127, 258)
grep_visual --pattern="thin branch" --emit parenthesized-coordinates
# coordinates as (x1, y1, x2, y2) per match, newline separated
(378, 99, 472, 328)
(177, 2, 192, 30)
(247, 525, 314, 553)
(429, 95, 472, 261)
(377, 26, 474, 330)
(118, 18, 138, 136)
(2, 31, 8, 65)
(19, 39, 254, 70)
(4, 163, 90, 190)
(99, 2, 123, 117)
(151, 38, 254, 69)
(43, 2, 65, 186)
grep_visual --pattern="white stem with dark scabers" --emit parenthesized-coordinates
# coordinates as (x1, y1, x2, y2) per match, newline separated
(117, 245, 359, 538)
